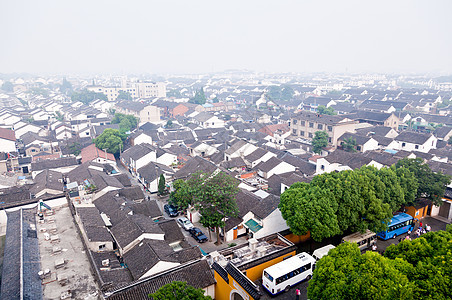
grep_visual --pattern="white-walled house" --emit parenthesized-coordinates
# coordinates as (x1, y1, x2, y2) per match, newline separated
(0, 128, 16, 152)
(223, 191, 289, 242)
(192, 112, 225, 129)
(244, 148, 277, 168)
(255, 157, 296, 179)
(224, 140, 259, 161)
(337, 132, 379, 153)
(388, 131, 437, 153)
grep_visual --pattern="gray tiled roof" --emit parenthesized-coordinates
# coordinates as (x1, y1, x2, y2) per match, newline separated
(255, 156, 282, 173)
(84, 226, 114, 242)
(105, 260, 215, 300)
(132, 201, 162, 219)
(173, 156, 218, 180)
(394, 131, 433, 144)
(77, 207, 105, 227)
(31, 156, 78, 172)
(0, 208, 43, 300)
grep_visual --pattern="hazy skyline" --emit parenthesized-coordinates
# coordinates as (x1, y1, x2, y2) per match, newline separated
(1, 0, 451, 75)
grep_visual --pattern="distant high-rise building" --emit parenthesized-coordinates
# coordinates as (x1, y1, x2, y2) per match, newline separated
(87, 81, 166, 101)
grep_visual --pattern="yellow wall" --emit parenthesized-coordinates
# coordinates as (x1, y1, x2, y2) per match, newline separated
(214, 271, 254, 300)
(284, 231, 311, 244)
(405, 205, 428, 220)
(244, 251, 296, 282)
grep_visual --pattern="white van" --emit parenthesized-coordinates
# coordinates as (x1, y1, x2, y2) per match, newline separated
(312, 244, 336, 261)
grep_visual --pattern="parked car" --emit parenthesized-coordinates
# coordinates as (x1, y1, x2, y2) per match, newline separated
(164, 204, 179, 217)
(177, 217, 194, 231)
(189, 227, 208, 243)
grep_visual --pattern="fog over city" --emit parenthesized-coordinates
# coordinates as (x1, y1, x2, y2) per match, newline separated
(1, 0, 452, 75)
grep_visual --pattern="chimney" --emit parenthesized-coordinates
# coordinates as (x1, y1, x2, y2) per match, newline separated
(248, 238, 258, 251)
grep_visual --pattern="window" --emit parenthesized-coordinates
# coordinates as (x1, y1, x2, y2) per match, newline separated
(328, 126, 333, 132)
(293, 119, 297, 125)
(318, 124, 323, 130)
(328, 137, 332, 143)
(357, 146, 361, 151)
(402, 142, 406, 147)
(415, 145, 419, 149)
(292, 129, 297, 135)
(309, 122, 314, 128)
(308, 133, 313, 138)
(321, 165, 325, 171)
(99, 244, 106, 250)
(300, 131, 305, 136)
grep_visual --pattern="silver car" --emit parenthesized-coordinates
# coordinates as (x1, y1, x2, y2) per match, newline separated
(177, 217, 194, 231)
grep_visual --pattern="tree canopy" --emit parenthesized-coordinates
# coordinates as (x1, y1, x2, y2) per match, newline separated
(149, 281, 211, 300)
(312, 130, 329, 154)
(317, 105, 336, 115)
(158, 174, 166, 196)
(308, 226, 452, 299)
(93, 128, 126, 155)
(170, 171, 239, 244)
(111, 113, 138, 133)
(279, 165, 418, 241)
(71, 89, 107, 104)
(342, 136, 357, 152)
(395, 158, 451, 206)
(308, 242, 418, 300)
(59, 77, 73, 94)
(116, 90, 132, 101)
(266, 85, 294, 101)
(1, 81, 14, 92)
(189, 88, 207, 105)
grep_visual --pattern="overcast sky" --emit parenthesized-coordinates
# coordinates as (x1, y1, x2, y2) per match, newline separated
(1, 0, 451, 75)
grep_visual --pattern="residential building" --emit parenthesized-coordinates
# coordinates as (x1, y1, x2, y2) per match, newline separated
(290, 111, 359, 146)
(115, 101, 160, 124)
(0, 128, 16, 152)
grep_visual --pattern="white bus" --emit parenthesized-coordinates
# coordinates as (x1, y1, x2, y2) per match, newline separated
(262, 252, 315, 295)
(312, 244, 336, 261)
(342, 230, 377, 251)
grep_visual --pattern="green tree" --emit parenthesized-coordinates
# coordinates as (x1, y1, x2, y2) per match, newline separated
(212, 96, 219, 103)
(383, 227, 452, 299)
(342, 136, 357, 152)
(119, 118, 132, 134)
(167, 89, 182, 98)
(395, 158, 451, 206)
(68, 142, 82, 156)
(189, 87, 207, 105)
(165, 120, 173, 128)
(169, 179, 194, 211)
(112, 113, 138, 133)
(71, 89, 107, 104)
(149, 281, 211, 300)
(55, 111, 64, 121)
(93, 128, 126, 155)
(279, 182, 341, 241)
(158, 174, 166, 196)
(192, 171, 239, 244)
(267, 85, 294, 101)
(59, 77, 73, 94)
(1, 81, 14, 92)
(308, 243, 418, 300)
(317, 105, 337, 115)
(279, 165, 410, 242)
(116, 90, 132, 100)
(312, 130, 329, 154)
